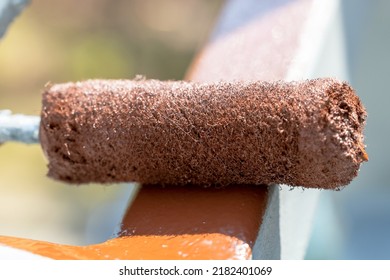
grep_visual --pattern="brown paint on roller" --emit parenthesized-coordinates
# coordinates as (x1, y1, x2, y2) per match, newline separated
(40, 78, 366, 189)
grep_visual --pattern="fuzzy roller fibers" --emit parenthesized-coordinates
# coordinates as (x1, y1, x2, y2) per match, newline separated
(40, 78, 367, 189)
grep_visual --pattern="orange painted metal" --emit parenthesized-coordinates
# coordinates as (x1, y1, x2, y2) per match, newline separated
(0, 185, 267, 259)
(119, 185, 268, 259)
(0, 234, 250, 260)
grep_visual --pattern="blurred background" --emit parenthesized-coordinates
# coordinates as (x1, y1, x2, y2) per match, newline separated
(1, 0, 389, 260)
(0, 0, 223, 246)
(305, 0, 390, 259)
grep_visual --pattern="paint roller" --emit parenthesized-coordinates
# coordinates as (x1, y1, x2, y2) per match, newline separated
(0, 77, 367, 189)
(34, 77, 367, 189)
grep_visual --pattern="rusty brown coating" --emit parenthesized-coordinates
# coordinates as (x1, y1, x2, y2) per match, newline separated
(40, 78, 367, 189)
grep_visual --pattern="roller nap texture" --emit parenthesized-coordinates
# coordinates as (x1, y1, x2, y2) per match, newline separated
(40, 78, 367, 189)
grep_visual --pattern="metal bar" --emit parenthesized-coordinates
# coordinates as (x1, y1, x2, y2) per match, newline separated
(0, 0, 30, 38)
(0, 110, 40, 144)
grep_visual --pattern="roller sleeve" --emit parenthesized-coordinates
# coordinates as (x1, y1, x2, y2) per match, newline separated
(39, 78, 367, 189)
